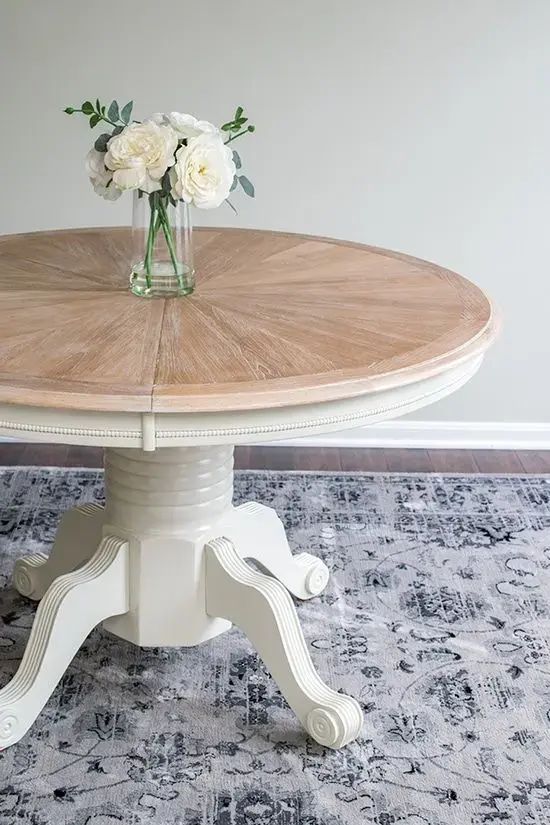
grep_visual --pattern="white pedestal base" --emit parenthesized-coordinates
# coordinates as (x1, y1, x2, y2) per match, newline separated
(1, 447, 363, 750)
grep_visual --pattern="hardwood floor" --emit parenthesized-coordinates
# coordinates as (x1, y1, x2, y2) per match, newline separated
(0, 443, 548, 473)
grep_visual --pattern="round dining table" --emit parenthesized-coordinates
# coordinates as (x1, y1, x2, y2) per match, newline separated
(0, 227, 497, 750)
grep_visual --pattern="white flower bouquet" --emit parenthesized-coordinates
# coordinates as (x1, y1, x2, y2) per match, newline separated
(65, 98, 255, 296)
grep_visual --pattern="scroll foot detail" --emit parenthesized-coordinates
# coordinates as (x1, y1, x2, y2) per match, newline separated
(13, 504, 104, 600)
(0, 535, 128, 749)
(229, 502, 330, 599)
(205, 536, 362, 749)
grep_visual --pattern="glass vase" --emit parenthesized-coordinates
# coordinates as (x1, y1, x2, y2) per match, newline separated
(130, 190, 194, 298)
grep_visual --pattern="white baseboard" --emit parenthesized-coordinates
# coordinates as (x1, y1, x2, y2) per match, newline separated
(263, 421, 550, 451)
(1, 421, 549, 451)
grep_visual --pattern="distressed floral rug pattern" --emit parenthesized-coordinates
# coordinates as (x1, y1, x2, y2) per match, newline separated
(1, 468, 550, 824)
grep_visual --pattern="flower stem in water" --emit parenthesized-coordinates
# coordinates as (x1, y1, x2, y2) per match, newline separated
(157, 198, 184, 290)
(144, 198, 158, 289)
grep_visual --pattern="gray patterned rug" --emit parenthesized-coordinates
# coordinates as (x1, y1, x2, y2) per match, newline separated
(1, 468, 550, 824)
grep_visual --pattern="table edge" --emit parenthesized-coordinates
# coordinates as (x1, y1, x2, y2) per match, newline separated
(0, 226, 498, 413)
(0, 353, 485, 449)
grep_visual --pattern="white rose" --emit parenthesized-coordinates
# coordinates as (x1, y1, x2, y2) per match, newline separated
(148, 112, 167, 125)
(104, 121, 178, 193)
(85, 148, 122, 200)
(166, 112, 219, 140)
(170, 133, 236, 209)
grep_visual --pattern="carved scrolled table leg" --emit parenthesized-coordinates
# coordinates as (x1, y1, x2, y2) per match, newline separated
(221, 502, 330, 599)
(0, 536, 128, 749)
(2, 445, 361, 750)
(13, 503, 104, 600)
(205, 537, 363, 748)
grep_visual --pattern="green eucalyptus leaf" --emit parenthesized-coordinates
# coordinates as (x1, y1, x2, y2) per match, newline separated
(247, 125, 256, 133)
(120, 100, 133, 124)
(221, 122, 233, 132)
(111, 125, 124, 136)
(232, 150, 242, 169)
(89, 114, 100, 129)
(81, 101, 94, 115)
(236, 117, 248, 127)
(230, 175, 238, 192)
(107, 100, 119, 122)
(238, 175, 255, 197)
(95, 98, 101, 112)
(235, 106, 243, 119)
(63, 107, 75, 115)
(94, 133, 111, 152)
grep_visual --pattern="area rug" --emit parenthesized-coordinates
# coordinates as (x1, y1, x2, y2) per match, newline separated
(1, 468, 550, 825)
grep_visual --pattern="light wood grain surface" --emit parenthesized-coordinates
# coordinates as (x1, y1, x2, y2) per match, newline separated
(0, 227, 497, 412)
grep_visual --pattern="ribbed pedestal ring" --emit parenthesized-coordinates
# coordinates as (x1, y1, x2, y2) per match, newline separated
(104, 446, 234, 534)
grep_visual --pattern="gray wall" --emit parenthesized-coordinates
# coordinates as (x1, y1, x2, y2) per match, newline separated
(1, 1, 548, 424)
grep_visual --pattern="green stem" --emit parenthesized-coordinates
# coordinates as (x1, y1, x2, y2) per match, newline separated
(99, 115, 119, 128)
(157, 198, 184, 289)
(99, 114, 141, 128)
(71, 108, 119, 128)
(224, 129, 250, 145)
(144, 198, 158, 288)
(70, 108, 142, 129)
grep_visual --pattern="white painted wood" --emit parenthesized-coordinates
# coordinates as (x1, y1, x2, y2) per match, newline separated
(0, 536, 129, 749)
(205, 536, 363, 748)
(101, 449, 329, 646)
(4, 418, 550, 452)
(4, 417, 550, 451)
(13, 504, 104, 600)
(3, 447, 344, 748)
(141, 412, 156, 451)
(223, 502, 330, 599)
(0, 356, 482, 448)
(102, 446, 234, 646)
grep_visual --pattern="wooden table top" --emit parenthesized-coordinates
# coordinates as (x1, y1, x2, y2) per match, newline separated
(0, 227, 497, 413)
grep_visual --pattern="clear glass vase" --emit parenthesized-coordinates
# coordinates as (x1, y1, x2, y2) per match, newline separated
(130, 190, 194, 297)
